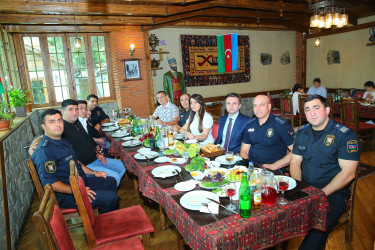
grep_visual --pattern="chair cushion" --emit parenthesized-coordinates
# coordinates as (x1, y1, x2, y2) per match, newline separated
(61, 208, 78, 215)
(344, 122, 375, 131)
(95, 237, 144, 250)
(78, 176, 95, 226)
(272, 109, 281, 115)
(94, 205, 154, 246)
(50, 205, 75, 250)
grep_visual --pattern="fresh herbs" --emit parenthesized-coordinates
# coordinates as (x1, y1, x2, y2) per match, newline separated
(201, 172, 228, 188)
(185, 155, 205, 172)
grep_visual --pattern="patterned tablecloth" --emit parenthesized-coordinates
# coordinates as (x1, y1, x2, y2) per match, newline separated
(333, 103, 375, 120)
(104, 132, 330, 249)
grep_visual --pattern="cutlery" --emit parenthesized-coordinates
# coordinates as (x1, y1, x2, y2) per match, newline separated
(138, 152, 150, 164)
(172, 170, 178, 183)
(207, 198, 238, 214)
(201, 202, 219, 222)
(176, 168, 183, 181)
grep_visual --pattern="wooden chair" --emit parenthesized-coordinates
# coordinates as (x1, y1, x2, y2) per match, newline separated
(270, 97, 281, 116)
(340, 98, 375, 148)
(328, 165, 359, 249)
(69, 160, 154, 249)
(26, 158, 80, 220)
(33, 185, 144, 250)
(279, 94, 299, 127)
(298, 94, 309, 126)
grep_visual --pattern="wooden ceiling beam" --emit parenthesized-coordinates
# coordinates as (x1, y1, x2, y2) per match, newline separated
(209, 0, 307, 12)
(0, 14, 153, 25)
(4, 24, 142, 33)
(171, 19, 288, 29)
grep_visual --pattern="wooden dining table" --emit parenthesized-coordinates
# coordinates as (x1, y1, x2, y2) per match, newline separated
(333, 102, 375, 120)
(104, 131, 330, 249)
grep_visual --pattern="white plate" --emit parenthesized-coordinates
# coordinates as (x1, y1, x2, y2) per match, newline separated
(185, 139, 198, 144)
(180, 190, 219, 210)
(102, 122, 115, 127)
(174, 181, 196, 192)
(215, 155, 242, 165)
(198, 182, 220, 190)
(206, 161, 220, 168)
(216, 190, 228, 197)
(174, 133, 183, 139)
(152, 165, 181, 178)
(112, 132, 129, 138)
(168, 158, 186, 164)
(122, 140, 141, 147)
(103, 126, 117, 132)
(122, 136, 134, 141)
(138, 148, 152, 153)
(275, 175, 297, 191)
(134, 151, 159, 160)
(154, 157, 170, 163)
(206, 168, 229, 177)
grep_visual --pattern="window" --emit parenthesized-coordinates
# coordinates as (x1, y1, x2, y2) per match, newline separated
(20, 33, 114, 106)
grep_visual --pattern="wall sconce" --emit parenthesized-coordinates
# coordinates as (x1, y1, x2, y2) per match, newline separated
(129, 44, 135, 56)
(314, 38, 321, 47)
(74, 38, 82, 50)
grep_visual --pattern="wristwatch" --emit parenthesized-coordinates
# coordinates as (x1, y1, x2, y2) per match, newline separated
(92, 171, 97, 176)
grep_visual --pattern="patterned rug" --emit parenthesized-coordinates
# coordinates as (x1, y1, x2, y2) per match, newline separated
(358, 163, 375, 180)
(180, 34, 250, 87)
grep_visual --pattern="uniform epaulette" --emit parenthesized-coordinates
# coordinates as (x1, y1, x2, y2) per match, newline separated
(41, 139, 49, 147)
(334, 124, 350, 134)
(274, 116, 286, 125)
(297, 124, 310, 131)
(248, 118, 256, 124)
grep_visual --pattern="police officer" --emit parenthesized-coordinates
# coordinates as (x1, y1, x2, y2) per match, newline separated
(32, 109, 119, 214)
(290, 95, 361, 249)
(87, 94, 110, 129)
(240, 95, 294, 172)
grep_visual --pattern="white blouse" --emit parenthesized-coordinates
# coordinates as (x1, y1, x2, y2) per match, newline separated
(292, 92, 302, 115)
(186, 111, 215, 145)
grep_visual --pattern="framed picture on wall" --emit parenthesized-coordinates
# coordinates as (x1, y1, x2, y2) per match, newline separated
(122, 58, 142, 81)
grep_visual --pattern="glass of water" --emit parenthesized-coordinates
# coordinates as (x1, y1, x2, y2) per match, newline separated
(182, 151, 189, 164)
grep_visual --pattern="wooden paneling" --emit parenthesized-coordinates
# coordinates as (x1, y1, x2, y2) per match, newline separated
(4, 25, 143, 33)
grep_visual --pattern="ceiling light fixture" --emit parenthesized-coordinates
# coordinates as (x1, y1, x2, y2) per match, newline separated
(309, 1, 350, 29)
(73, 15, 82, 50)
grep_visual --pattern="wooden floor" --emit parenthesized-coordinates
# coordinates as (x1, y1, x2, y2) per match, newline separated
(17, 141, 375, 250)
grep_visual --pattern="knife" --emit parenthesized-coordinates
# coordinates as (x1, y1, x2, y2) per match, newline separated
(207, 198, 238, 214)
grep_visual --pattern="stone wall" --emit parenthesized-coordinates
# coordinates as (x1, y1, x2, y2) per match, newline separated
(99, 101, 119, 118)
(0, 111, 42, 249)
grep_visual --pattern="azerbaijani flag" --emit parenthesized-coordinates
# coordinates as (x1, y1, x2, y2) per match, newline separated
(0, 77, 4, 95)
(217, 33, 238, 73)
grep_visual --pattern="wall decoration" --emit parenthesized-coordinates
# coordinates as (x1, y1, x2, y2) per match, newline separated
(280, 51, 290, 65)
(180, 35, 250, 87)
(327, 50, 340, 65)
(122, 58, 142, 81)
(261, 53, 272, 65)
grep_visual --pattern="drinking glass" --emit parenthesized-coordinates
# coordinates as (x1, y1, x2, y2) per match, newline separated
(182, 151, 189, 163)
(225, 151, 234, 163)
(225, 183, 237, 210)
(182, 133, 187, 144)
(159, 139, 165, 155)
(277, 176, 289, 205)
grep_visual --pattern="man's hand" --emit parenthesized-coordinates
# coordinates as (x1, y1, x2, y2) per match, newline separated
(86, 187, 97, 202)
(186, 132, 195, 139)
(95, 171, 107, 178)
(155, 119, 163, 125)
(94, 137, 106, 144)
(94, 123, 101, 131)
(97, 154, 107, 164)
(172, 125, 181, 132)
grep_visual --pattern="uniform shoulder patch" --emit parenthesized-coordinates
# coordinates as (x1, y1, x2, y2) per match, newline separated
(297, 124, 310, 131)
(44, 161, 56, 173)
(274, 116, 286, 125)
(334, 124, 350, 134)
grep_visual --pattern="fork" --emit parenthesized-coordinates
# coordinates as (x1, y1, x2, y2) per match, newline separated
(201, 202, 219, 222)
(138, 152, 150, 165)
(172, 170, 178, 183)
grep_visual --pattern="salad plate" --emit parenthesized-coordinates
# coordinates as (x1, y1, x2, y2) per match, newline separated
(154, 157, 170, 163)
(180, 190, 219, 210)
(215, 155, 242, 165)
(121, 136, 133, 141)
(103, 126, 117, 132)
(121, 140, 141, 147)
(112, 132, 129, 137)
(134, 151, 159, 160)
(152, 165, 181, 178)
(174, 181, 196, 192)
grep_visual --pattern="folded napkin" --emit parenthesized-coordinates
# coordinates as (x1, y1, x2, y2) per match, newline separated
(199, 200, 219, 214)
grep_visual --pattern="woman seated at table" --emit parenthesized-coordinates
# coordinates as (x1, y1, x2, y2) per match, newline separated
(177, 94, 215, 145)
(292, 83, 305, 115)
(363, 81, 375, 100)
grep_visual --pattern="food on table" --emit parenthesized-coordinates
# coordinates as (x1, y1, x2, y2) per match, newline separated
(118, 118, 131, 126)
(226, 169, 246, 181)
(190, 171, 204, 180)
(201, 143, 220, 153)
(173, 141, 200, 158)
(164, 149, 173, 155)
(207, 169, 227, 177)
(185, 156, 206, 172)
(201, 172, 228, 188)
(171, 158, 178, 163)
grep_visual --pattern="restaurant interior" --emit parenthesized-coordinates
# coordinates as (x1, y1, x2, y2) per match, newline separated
(0, 0, 374, 249)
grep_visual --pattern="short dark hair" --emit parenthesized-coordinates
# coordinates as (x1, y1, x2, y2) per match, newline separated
(157, 91, 167, 96)
(313, 78, 321, 83)
(181, 93, 190, 99)
(77, 100, 87, 105)
(41, 109, 62, 124)
(293, 84, 303, 92)
(304, 94, 327, 108)
(61, 99, 78, 110)
(364, 81, 374, 88)
(87, 94, 98, 101)
(225, 93, 241, 103)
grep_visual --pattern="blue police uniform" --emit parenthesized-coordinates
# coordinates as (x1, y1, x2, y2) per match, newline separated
(89, 106, 109, 127)
(242, 113, 294, 168)
(32, 135, 119, 214)
(292, 118, 361, 249)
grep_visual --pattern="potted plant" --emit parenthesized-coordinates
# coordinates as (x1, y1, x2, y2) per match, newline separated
(8, 89, 30, 117)
(0, 102, 12, 131)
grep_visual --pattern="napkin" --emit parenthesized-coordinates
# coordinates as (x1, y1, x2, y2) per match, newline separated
(199, 200, 219, 214)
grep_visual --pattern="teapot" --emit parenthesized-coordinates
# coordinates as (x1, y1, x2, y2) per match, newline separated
(369, 27, 375, 42)
(260, 170, 278, 205)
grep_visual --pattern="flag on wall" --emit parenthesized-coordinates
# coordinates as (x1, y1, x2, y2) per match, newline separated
(0, 78, 4, 95)
(217, 33, 238, 73)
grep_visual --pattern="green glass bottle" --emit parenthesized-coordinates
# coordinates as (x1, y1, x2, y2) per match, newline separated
(239, 172, 251, 218)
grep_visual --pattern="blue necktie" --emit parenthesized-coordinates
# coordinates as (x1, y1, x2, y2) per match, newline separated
(223, 118, 233, 151)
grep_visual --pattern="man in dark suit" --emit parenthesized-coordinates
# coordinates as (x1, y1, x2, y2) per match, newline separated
(214, 93, 252, 154)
